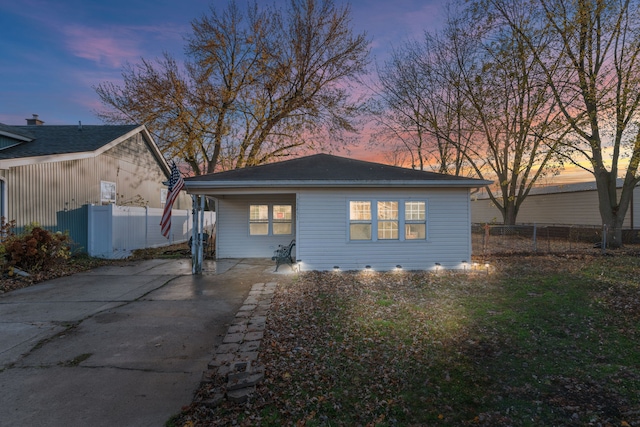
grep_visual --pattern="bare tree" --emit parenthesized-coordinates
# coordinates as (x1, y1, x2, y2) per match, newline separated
(451, 18, 567, 225)
(370, 36, 471, 174)
(95, 0, 369, 175)
(372, 8, 565, 225)
(485, 0, 640, 245)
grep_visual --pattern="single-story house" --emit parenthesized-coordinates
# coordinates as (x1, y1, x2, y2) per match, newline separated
(184, 153, 491, 271)
(0, 115, 191, 251)
(471, 179, 640, 228)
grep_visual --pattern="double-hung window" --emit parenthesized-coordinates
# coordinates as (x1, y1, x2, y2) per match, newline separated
(272, 205, 292, 235)
(377, 201, 398, 240)
(249, 204, 293, 236)
(349, 201, 372, 240)
(249, 205, 269, 235)
(404, 201, 426, 239)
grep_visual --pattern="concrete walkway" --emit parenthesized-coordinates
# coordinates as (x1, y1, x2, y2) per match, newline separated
(0, 258, 292, 427)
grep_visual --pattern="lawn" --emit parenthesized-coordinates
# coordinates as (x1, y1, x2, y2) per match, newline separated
(177, 253, 640, 426)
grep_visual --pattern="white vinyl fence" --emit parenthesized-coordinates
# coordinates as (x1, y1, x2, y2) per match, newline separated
(87, 204, 215, 259)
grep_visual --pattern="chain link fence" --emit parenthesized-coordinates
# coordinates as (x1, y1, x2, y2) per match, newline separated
(472, 223, 640, 256)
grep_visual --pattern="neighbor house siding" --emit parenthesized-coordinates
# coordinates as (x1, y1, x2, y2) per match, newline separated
(472, 187, 638, 228)
(296, 187, 471, 271)
(3, 131, 189, 251)
(216, 193, 297, 258)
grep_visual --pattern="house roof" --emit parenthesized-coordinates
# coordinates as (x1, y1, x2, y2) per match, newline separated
(184, 153, 492, 191)
(0, 124, 139, 159)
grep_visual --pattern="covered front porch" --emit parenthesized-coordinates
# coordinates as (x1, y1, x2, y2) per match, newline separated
(189, 191, 297, 274)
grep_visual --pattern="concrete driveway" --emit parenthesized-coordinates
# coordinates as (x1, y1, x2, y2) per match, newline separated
(0, 258, 289, 427)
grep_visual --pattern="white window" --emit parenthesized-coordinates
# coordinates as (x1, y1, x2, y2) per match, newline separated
(377, 201, 398, 240)
(249, 205, 269, 235)
(249, 204, 293, 236)
(273, 205, 292, 235)
(405, 201, 426, 239)
(349, 201, 371, 240)
(101, 181, 116, 204)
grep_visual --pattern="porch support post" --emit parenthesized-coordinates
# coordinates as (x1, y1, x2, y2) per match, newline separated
(191, 194, 202, 274)
(198, 195, 205, 272)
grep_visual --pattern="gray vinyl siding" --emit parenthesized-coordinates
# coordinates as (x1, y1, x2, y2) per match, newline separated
(296, 188, 471, 271)
(216, 194, 297, 258)
(472, 187, 639, 228)
(3, 131, 188, 251)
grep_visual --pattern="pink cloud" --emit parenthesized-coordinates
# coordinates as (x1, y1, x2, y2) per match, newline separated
(62, 25, 141, 68)
(61, 22, 188, 68)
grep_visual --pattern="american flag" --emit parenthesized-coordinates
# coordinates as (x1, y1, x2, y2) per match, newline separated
(160, 161, 185, 238)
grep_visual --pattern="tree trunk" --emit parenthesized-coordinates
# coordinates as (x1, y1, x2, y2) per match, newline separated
(502, 201, 518, 226)
(595, 172, 631, 249)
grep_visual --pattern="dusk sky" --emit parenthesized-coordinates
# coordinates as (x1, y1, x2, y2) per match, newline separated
(0, 0, 443, 126)
(1, 0, 596, 183)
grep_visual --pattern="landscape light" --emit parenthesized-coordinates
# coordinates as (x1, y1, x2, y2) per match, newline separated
(462, 260, 468, 272)
(333, 265, 340, 271)
(435, 262, 441, 274)
(485, 262, 490, 274)
(396, 264, 402, 269)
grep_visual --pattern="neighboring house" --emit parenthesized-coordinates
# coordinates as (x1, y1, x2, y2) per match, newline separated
(0, 115, 190, 252)
(184, 153, 491, 271)
(471, 179, 640, 228)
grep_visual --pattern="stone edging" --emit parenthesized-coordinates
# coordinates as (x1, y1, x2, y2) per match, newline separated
(198, 281, 276, 406)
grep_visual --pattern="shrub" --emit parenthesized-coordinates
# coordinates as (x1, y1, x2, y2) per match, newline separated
(2, 222, 71, 273)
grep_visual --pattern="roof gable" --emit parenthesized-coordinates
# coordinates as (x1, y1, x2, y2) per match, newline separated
(185, 153, 491, 188)
(0, 123, 34, 145)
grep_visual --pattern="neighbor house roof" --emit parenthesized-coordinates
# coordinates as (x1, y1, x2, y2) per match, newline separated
(184, 153, 492, 190)
(0, 123, 34, 142)
(0, 123, 169, 174)
(0, 125, 139, 159)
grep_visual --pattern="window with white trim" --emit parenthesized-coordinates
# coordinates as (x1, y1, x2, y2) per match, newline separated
(349, 201, 372, 240)
(249, 205, 269, 235)
(249, 204, 293, 236)
(404, 201, 426, 239)
(348, 199, 427, 241)
(100, 181, 116, 204)
(273, 205, 292, 235)
(377, 201, 398, 240)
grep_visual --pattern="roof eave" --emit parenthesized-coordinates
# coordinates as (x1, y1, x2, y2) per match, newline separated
(184, 179, 493, 190)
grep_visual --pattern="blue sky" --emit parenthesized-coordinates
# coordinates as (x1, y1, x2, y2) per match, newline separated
(0, 0, 444, 126)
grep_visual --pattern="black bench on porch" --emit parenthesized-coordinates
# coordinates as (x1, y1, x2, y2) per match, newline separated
(272, 239, 295, 271)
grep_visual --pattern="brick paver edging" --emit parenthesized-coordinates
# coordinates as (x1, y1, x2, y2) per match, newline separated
(198, 282, 277, 406)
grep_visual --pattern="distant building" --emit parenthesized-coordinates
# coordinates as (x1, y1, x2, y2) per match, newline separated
(471, 180, 640, 228)
(0, 116, 190, 251)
